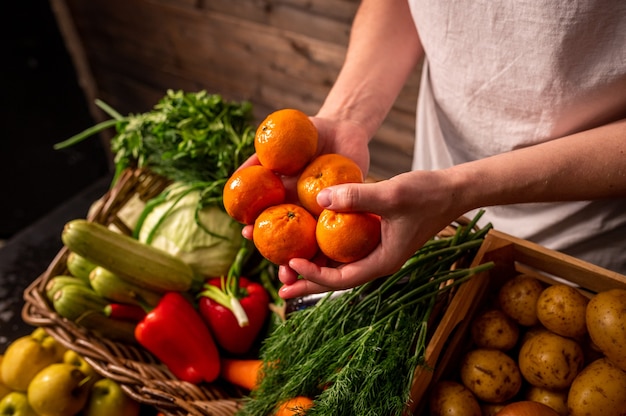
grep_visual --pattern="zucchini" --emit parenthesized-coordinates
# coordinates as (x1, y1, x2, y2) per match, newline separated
(66, 251, 96, 283)
(45, 275, 89, 302)
(52, 284, 109, 321)
(89, 266, 162, 308)
(62, 219, 194, 292)
(52, 284, 136, 344)
(75, 312, 137, 345)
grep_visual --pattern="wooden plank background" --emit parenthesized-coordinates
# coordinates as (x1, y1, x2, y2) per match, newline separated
(51, 0, 421, 179)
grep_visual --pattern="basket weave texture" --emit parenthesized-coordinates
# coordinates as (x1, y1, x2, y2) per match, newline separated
(22, 168, 243, 416)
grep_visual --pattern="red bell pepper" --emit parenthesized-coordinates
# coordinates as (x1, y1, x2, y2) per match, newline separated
(135, 291, 220, 384)
(199, 276, 270, 355)
(103, 303, 147, 323)
(197, 245, 270, 355)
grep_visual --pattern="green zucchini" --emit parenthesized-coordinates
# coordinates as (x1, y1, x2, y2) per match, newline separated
(52, 284, 136, 344)
(45, 275, 89, 302)
(52, 284, 109, 321)
(61, 219, 194, 292)
(66, 251, 96, 283)
(89, 266, 162, 308)
(75, 312, 137, 345)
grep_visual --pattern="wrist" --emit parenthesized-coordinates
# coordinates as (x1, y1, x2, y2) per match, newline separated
(315, 87, 388, 141)
(428, 166, 479, 220)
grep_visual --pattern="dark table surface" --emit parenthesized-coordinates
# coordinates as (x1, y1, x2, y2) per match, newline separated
(0, 174, 112, 351)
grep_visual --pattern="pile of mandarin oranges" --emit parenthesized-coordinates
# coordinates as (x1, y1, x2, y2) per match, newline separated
(223, 108, 381, 266)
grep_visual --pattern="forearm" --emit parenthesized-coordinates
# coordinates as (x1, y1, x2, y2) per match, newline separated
(447, 118, 626, 213)
(316, 0, 423, 138)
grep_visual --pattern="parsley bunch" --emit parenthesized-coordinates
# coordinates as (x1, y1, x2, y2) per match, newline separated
(55, 90, 256, 193)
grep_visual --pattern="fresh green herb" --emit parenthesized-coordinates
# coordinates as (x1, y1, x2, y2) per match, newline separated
(54, 90, 260, 282)
(54, 90, 256, 197)
(238, 214, 493, 416)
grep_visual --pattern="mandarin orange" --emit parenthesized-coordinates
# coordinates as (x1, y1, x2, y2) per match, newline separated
(275, 396, 314, 416)
(316, 209, 381, 263)
(254, 109, 318, 175)
(297, 153, 363, 217)
(223, 165, 286, 225)
(253, 203, 318, 265)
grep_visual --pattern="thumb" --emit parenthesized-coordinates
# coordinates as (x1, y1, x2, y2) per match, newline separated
(316, 182, 382, 213)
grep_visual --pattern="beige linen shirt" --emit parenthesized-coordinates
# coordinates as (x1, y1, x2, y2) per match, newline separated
(408, 0, 626, 272)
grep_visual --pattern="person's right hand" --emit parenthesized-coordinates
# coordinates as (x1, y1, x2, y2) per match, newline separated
(239, 115, 371, 187)
(309, 116, 371, 178)
(240, 114, 372, 235)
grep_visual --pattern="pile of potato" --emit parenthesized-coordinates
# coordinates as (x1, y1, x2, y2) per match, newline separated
(429, 273, 626, 416)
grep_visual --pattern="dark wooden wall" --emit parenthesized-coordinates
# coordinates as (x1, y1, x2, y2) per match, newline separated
(51, 0, 420, 179)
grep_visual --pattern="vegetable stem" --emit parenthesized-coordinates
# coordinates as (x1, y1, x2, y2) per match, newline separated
(53, 118, 120, 150)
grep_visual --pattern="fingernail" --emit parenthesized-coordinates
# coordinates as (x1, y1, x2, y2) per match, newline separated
(317, 188, 332, 207)
(278, 285, 291, 298)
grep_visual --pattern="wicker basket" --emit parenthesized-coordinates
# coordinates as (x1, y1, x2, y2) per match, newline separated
(22, 167, 485, 415)
(22, 168, 243, 416)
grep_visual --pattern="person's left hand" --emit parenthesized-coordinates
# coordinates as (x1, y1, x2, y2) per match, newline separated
(275, 169, 468, 299)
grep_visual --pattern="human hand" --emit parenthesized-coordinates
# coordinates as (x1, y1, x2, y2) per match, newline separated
(240, 114, 371, 238)
(239, 114, 370, 185)
(276, 170, 467, 299)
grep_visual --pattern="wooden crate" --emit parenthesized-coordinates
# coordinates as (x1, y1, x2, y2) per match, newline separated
(407, 229, 626, 414)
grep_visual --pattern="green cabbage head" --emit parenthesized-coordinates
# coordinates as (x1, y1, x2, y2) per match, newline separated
(136, 182, 243, 281)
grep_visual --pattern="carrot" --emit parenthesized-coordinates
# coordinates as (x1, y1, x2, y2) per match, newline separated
(220, 358, 263, 391)
(275, 396, 314, 416)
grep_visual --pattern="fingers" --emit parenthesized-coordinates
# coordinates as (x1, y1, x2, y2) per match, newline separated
(278, 276, 334, 299)
(241, 224, 253, 240)
(238, 154, 261, 170)
(278, 264, 299, 285)
(281, 175, 300, 204)
(277, 259, 350, 299)
(317, 181, 387, 213)
(281, 253, 388, 299)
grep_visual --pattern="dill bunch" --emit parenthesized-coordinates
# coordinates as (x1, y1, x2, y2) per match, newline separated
(238, 215, 493, 416)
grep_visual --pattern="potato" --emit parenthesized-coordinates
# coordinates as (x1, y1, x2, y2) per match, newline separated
(580, 335, 606, 364)
(471, 309, 520, 351)
(518, 330, 584, 390)
(519, 325, 550, 345)
(460, 349, 522, 403)
(429, 380, 481, 416)
(586, 288, 626, 372)
(481, 403, 507, 416)
(525, 386, 568, 416)
(567, 358, 626, 416)
(495, 401, 561, 416)
(498, 274, 544, 326)
(536, 284, 589, 339)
